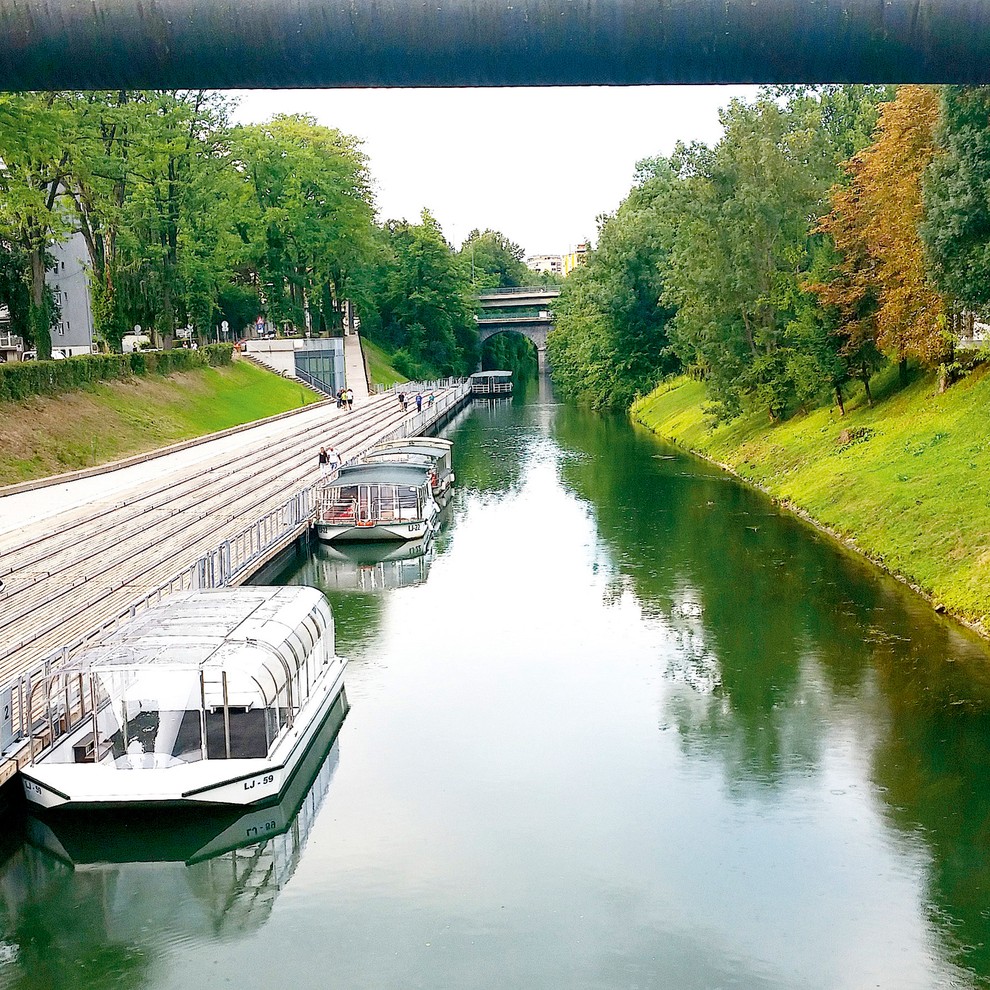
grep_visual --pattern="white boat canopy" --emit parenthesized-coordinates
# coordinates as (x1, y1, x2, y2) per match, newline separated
(51, 586, 333, 709)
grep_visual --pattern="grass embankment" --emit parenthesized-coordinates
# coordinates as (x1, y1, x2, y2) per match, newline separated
(631, 365, 990, 632)
(0, 359, 320, 487)
(361, 338, 407, 389)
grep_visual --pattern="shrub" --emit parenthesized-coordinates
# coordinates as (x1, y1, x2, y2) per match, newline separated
(0, 344, 234, 403)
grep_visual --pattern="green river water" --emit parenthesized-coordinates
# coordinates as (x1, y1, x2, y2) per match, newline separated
(3, 379, 990, 989)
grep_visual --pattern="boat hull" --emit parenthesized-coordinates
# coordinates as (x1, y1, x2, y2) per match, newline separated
(315, 511, 437, 544)
(22, 662, 348, 812)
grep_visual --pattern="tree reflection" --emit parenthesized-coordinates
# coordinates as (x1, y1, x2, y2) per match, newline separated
(552, 401, 990, 985)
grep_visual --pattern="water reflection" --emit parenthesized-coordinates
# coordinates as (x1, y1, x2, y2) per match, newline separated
(552, 404, 990, 985)
(0, 695, 347, 990)
(303, 533, 438, 594)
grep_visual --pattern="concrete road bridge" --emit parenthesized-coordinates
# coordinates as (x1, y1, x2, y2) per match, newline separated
(1, 1, 989, 88)
(476, 286, 561, 374)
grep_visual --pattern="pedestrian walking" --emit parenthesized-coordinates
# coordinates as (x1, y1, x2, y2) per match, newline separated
(398, 390, 406, 410)
(335, 387, 344, 408)
(345, 387, 354, 411)
(402, 393, 409, 411)
(327, 445, 340, 472)
(428, 391, 435, 407)
(415, 393, 423, 412)
(318, 446, 330, 479)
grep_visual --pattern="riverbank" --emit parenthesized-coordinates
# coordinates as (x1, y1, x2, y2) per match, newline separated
(631, 365, 990, 635)
(0, 360, 320, 486)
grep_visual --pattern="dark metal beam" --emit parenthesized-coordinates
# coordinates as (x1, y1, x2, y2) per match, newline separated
(0, 1, 988, 91)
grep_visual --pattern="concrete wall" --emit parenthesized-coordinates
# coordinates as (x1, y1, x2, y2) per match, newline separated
(243, 339, 299, 375)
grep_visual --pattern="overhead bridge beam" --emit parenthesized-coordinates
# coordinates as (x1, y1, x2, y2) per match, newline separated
(1, 0, 989, 90)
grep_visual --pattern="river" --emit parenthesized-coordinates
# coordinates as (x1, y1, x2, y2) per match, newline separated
(3, 378, 990, 989)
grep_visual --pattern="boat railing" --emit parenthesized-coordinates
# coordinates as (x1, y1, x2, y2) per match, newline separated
(471, 381, 513, 394)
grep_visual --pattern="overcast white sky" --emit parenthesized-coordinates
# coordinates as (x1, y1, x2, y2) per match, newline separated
(231, 86, 757, 259)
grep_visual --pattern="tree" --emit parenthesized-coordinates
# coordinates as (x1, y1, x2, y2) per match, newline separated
(0, 93, 73, 358)
(111, 91, 234, 345)
(550, 157, 681, 407)
(57, 90, 141, 350)
(231, 115, 376, 336)
(364, 210, 478, 376)
(921, 86, 990, 315)
(816, 86, 947, 381)
(664, 87, 889, 420)
(459, 229, 529, 290)
(0, 239, 32, 340)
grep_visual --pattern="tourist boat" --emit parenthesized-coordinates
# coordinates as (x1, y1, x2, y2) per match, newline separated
(470, 369, 513, 395)
(315, 461, 439, 543)
(13, 700, 347, 953)
(361, 437, 455, 504)
(20, 586, 348, 811)
(24, 687, 347, 868)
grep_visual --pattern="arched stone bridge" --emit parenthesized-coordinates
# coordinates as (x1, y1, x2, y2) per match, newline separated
(476, 286, 560, 374)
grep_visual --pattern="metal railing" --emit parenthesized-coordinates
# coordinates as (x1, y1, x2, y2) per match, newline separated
(294, 366, 336, 396)
(0, 378, 472, 758)
(475, 315, 550, 324)
(477, 286, 560, 297)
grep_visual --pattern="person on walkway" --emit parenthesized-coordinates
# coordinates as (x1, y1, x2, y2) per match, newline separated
(402, 392, 409, 411)
(318, 446, 330, 478)
(326, 445, 340, 474)
(415, 393, 423, 412)
(398, 390, 406, 410)
(428, 391, 435, 407)
(345, 387, 354, 411)
(335, 387, 344, 408)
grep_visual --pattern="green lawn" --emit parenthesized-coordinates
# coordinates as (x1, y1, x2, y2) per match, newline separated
(0, 360, 321, 486)
(632, 365, 990, 629)
(361, 338, 407, 388)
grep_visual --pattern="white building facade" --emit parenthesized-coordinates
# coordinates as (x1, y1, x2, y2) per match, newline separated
(526, 254, 563, 276)
(47, 231, 96, 356)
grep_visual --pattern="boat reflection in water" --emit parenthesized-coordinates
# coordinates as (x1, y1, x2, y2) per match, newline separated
(306, 530, 438, 594)
(0, 691, 348, 982)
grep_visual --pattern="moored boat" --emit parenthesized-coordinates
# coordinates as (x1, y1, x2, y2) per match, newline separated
(361, 437, 455, 505)
(315, 461, 439, 543)
(470, 369, 513, 395)
(20, 586, 348, 811)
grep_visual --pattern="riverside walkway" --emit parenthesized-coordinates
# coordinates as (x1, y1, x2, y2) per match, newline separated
(0, 368, 470, 780)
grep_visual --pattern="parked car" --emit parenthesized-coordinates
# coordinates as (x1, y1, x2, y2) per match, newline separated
(20, 349, 66, 361)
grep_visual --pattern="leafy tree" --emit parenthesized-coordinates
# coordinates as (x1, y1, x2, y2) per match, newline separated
(231, 114, 376, 336)
(0, 240, 32, 340)
(921, 86, 990, 315)
(459, 228, 529, 290)
(112, 91, 234, 345)
(58, 90, 142, 350)
(664, 87, 889, 420)
(817, 86, 947, 381)
(363, 210, 478, 376)
(549, 158, 680, 408)
(0, 93, 73, 358)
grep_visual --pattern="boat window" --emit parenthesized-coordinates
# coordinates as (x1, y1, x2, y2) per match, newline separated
(205, 708, 268, 759)
(280, 635, 305, 708)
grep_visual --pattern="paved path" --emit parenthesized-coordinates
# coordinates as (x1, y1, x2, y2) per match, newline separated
(0, 388, 422, 679)
(343, 332, 370, 399)
(0, 345, 466, 686)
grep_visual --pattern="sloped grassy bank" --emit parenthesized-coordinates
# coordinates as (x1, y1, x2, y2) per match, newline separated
(631, 365, 990, 635)
(0, 359, 320, 487)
